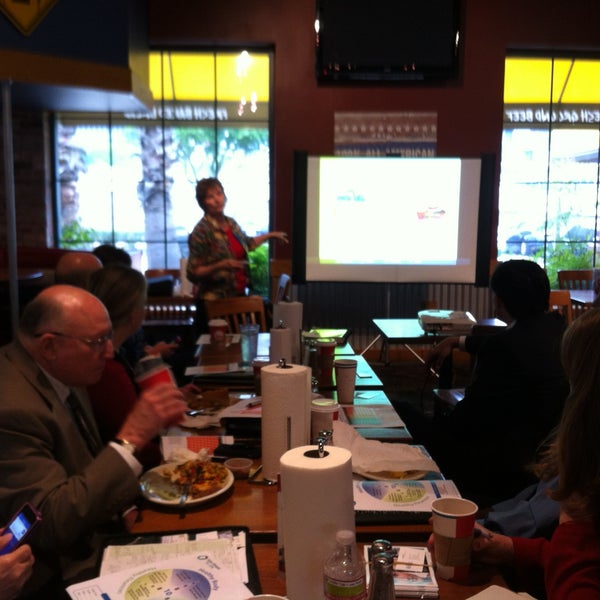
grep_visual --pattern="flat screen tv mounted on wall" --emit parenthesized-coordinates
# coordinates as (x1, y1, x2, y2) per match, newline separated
(292, 153, 495, 286)
(315, 0, 461, 83)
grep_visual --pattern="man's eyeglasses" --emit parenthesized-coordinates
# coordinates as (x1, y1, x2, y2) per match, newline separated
(35, 331, 113, 351)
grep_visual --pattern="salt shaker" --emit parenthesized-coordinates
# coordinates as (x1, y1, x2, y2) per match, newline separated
(367, 552, 395, 600)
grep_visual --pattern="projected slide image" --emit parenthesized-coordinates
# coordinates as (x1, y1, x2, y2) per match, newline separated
(317, 157, 461, 265)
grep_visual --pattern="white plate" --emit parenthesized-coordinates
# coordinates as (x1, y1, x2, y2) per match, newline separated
(140, 462, 234, 506)
(353, 468, 429, 481)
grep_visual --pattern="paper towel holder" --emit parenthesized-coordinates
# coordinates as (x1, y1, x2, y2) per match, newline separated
(302, 430, 333, 459)
(277, 358, 292, 369)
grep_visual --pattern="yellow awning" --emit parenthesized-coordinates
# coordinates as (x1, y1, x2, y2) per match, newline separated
(504, 57, 600, 104)
(149, 51, 270, 103)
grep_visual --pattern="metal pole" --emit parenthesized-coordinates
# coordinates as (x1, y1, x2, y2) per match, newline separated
(2, 80, 19, 338)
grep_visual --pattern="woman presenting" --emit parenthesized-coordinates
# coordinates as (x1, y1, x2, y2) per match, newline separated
(186, 177, 288, 301)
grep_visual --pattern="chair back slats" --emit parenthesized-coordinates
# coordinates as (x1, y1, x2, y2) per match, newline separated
(205, 295, 267, 333)
(557, 270, 595, 320)
(557, 269, 593, 290)
(548, 289, 573, 324)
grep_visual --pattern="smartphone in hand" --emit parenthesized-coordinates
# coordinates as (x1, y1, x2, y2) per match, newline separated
(0, 503, 41, 555)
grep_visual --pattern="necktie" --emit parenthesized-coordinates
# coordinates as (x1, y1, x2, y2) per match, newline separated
(65, 391, 102, 456)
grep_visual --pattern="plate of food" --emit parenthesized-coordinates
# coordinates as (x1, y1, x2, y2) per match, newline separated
(353, 468, 429, 481)
(140, 459, 234, 506)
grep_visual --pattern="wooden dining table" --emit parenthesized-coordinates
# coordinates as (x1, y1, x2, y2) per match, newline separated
(131, 475, 508, 597)
(252, 541, 508, 598)
(127, 331, 509, 597)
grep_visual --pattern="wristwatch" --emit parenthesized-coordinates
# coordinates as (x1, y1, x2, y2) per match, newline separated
(112, 437, 138, 456)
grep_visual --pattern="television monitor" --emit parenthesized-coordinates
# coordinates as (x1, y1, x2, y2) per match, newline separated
(292, 153, 493, 285)
(315, 0, 461, 83)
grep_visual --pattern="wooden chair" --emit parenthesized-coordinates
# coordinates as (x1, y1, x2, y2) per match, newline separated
(557, 269, 593, 290)
(204, 295, 268, 333)
(548, 289, 573, 324)
(557, 269, 594, 319)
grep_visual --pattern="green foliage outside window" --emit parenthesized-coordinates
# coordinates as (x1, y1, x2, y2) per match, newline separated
(60, 220, 97, 249)
(248, 244, 269, 297)
(538, 243, 593, 289)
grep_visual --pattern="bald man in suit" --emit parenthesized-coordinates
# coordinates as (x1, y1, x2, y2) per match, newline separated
(0, 285, 187, 597)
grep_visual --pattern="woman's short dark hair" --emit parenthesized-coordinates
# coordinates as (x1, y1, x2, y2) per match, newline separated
(195, 177, 224, 210)
(490, 259, 550, 319)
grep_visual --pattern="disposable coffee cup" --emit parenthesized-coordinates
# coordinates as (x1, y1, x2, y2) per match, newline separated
(252, 358, 270, 395)
(310, 398, 339, 442)
(431, 497, 478, 582)
(316, 339, 336, 382)
(334, 358, 357, 404)
(135, 357, 176, 391)
(208, 318, 228, 344)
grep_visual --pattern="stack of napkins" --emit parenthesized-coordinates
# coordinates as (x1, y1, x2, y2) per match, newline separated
(332, 420, 440, 475)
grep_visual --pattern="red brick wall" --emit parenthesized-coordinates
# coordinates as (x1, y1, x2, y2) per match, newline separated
(0, 110, 52, 247)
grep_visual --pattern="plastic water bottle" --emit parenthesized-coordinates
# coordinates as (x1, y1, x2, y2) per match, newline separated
(323, 529, 367, 600)
(367, 552, 395, 600)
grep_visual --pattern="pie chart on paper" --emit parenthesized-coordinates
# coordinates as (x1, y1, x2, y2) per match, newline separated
(124, 568, 212, 599)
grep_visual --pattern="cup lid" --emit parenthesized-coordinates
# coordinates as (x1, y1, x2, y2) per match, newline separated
(208, 318, 228, 327)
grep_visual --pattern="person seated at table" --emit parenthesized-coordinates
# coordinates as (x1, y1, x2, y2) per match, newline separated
(397, 259, 569, 507)
(480, 476, 559, 540)
(460, 308, 600, 599)
(0, 285, 187, 597)
(92, 243, 132, 268)
(54, 251, 102, 288)
(0, 532, 35, 600)
(91, 245, 182, 375)
(86, 264, 166, 468)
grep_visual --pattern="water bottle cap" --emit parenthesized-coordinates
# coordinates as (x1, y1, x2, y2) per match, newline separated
(336, 530, 355, 545)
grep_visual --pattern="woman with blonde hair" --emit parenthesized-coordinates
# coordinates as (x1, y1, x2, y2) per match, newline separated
(87, 265, 162, 468)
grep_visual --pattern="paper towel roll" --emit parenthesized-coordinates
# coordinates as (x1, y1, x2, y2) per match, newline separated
(269, 326, 293, 364)
(279, 445, 355, 600)
(273, 301, 303, 363)
(261, 363, 311, 482)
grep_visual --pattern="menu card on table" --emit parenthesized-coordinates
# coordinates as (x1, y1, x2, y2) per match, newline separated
(354, 479, 461, 523)
(66, 528, 260, 599)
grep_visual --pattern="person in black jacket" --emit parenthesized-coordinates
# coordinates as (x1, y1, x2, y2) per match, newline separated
(400, 260, 569, 508)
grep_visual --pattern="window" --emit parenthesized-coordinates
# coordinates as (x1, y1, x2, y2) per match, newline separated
(497, 53, 600, 288)
(55, 50, 272, 294)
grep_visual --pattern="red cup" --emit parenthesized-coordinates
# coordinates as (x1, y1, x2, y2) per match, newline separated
(136, 364, 176, 390)
(208, 318, 228, 344)
(316, 340, 336, 382)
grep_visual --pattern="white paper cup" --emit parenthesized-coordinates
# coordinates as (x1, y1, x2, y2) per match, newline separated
(334, 359, 357, 404)
(431, 497, 478, 582)
(310, 398, 339, 442)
